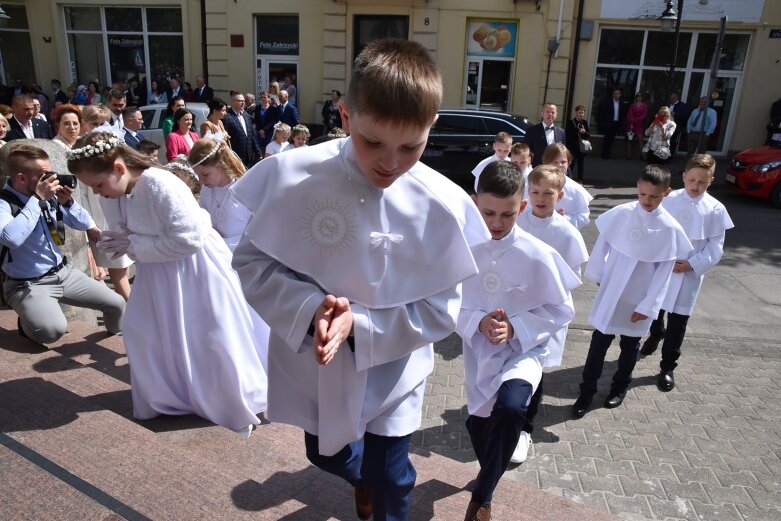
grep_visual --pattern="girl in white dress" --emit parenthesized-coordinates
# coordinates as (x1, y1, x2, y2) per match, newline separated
(263, 122, 290, 158)
(67, 132, 267, 437)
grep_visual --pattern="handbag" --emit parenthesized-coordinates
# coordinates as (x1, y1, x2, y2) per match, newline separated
(655, 145, 671, 160)
(579, 139, 592, 153)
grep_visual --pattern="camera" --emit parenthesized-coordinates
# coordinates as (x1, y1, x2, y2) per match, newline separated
(58, 174, 78, 189)
(654, 114, 666, 125)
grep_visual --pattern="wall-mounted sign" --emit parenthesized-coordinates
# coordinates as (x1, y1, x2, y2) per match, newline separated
(770, 29, 781, 38)
(601, 0, 764, 24)
(466, 20, 518, 58)
(256, 15, 299, 56)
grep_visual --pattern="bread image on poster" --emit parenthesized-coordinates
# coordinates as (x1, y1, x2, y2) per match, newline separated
(472, 24, 512, 51)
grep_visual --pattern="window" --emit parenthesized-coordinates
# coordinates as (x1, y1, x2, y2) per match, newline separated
(432, 115, 487, 135)
(63, 6, 184, 92)
(0, 4, 35, 85)
(353, 15, 408, 62)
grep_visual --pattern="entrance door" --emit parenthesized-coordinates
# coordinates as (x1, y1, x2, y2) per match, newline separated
(682, 71, 739, 154)
(463, 58, 512, 112)
(256, 58, 298, 105)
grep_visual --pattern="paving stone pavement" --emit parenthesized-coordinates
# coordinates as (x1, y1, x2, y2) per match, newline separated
(415, 328, 781, 521)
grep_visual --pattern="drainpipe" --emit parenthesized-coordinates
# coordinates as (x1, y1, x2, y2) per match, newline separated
(564, 0, 585, 120)
(200, 0, 208, 79)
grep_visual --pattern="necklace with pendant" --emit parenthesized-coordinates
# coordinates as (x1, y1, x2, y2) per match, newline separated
(213, 185, 231, 220)
(344, 172, 366, 205)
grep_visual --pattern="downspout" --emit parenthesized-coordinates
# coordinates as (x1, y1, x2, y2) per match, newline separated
(200, 0, 208, 79)
(564, 0, 585, 120)
(555, 0, 564, 57)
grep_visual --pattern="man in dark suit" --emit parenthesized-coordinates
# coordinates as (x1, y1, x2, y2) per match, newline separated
(6, 94, 52, 141)
(277, 90, 300, 127)
(668, 92, 688, 154)
(253, 91, 278, 154)
(51, 79, 69, 106)
(122, 106, 145, 149)
(223, 92, 261, 167)
(192, 75, 214, 104)
(598, 88, 627, 159)
(165, 78, 185, 102)
(524, 102, 565, 167)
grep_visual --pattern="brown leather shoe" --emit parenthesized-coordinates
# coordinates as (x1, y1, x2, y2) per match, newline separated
(354, 484, 372, 520)
(464, 500, 492, 521)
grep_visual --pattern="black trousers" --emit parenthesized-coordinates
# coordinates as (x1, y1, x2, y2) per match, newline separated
(648, 309, 690, 371)
(601, 121, 621, 159)
(522, 374, 543, 434)
(466, 379, 533, 504)
(580, 330, 641, 395)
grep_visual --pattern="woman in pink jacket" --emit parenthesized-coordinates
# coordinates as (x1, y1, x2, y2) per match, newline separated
(625, 92, 648, 160)
(166, 108, 199, 161)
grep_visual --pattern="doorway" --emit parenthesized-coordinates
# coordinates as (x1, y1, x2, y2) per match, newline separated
(256, 59, 298, 105)
(463, 58, 512, 112)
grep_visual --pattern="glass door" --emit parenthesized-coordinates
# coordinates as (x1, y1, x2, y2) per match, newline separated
(480, 60, 512, 112)
(709, 76, 739, 153)
(256, 58, 298, 104)
(465, 60, 480, 108)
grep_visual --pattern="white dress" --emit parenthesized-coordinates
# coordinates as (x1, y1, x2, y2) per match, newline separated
(231, 138, 489, 455)
(660, 189, 734, 315)
(557, 178, 593, 230)
(585, 202, 693, 337)
(199, 183, 253, 251)
(265, 140, 289, 156)
(457, 225, 579, 416)
(119, 168, 267, 433)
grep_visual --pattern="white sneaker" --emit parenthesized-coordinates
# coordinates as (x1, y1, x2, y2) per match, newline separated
(510, 431, 532, 464)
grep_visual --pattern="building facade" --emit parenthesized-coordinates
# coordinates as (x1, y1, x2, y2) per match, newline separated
(2, 0, 779, 153)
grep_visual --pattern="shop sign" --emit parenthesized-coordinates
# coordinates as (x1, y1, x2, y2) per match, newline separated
(256, 15, 299, 56)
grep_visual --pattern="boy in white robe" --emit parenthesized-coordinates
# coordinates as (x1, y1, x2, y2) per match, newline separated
(513, 165, 588, 463)
(471, 131, 512, 192)
(458, 161, 579, 520)
(510, 142, 534, 201)
(573, 165, 693, 418)
(230, 39, 489, 521)
(640, 154, 734, 392)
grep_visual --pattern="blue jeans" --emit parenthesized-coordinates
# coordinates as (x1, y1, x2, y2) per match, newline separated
(304, 431, 415, 521)
(466, 379, 533, 504)
(580, 330, 641, 395)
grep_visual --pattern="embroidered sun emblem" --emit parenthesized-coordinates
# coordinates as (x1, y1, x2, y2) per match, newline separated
(628, 228, 643, 242)
(301, 199, 356, 253)
(481, 271, 504, 296)
(678, 210, 692, 224)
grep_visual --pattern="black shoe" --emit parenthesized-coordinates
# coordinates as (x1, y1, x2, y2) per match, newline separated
(640, 335, 664, 356)
(604, 390, 627, 409)
(657, 371, 675, 392)
(572, 394, 593, 418)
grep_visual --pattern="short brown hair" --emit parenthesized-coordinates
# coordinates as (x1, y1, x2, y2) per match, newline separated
(542, 143, 573, 165)
(347, 38, 442, 128)
(528, 164, 566, 191)
(510, 142, 531, 156)
(495, 132, 512, 144)
(574, 105, 586, 112)
(684, 153, 716, 176)
(6, 143, 49, 177)
(188, 139, 245, 181)
(68, 131, 153, 175)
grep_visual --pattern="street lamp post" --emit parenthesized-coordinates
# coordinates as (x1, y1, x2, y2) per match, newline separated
(660, 0, 684, 102)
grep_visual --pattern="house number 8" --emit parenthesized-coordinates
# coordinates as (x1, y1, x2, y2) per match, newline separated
(424, 17, 430, 25)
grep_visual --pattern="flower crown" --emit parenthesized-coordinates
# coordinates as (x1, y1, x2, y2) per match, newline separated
(67, 137, 122, 161)
(188, 140, 222, 167)
(164, 156, 198, 180)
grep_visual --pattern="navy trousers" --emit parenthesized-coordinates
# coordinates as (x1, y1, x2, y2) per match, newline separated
(522, 374, 543, 434)
(648, 309, 690, 371)
(580, 330, 641, 395)
(304, 431, 415, 521)
(466, 379, 533, 504)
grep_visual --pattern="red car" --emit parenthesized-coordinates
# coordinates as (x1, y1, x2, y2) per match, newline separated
(726, 142, 781, 207)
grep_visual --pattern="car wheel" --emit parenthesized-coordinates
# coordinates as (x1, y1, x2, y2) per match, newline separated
(771, 183, 781, 208)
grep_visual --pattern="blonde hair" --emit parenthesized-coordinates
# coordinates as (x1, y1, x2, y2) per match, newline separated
(657, 106, 671, 117)
(81, 104, 111, 127)
(528, 164, 566, 191)
(0, 113, 8, 130)
(510, 142, 531, 156)
(188, 138, 245, 181)
(273, 122, 291, 141)
(541, 142, 573, 165)
(495, 132, 512, 144)
(347, 39, 442, 128)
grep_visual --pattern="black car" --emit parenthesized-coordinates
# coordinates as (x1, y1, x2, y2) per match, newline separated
(421, 109, 529, 192)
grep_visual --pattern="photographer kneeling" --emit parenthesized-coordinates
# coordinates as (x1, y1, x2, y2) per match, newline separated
(1, 144, 125, 344)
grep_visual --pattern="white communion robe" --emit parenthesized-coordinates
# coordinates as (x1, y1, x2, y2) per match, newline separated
(516, 209, 589, 277)
(585, 201, 693, 337)
(119, 168, 268, 433)
(231, 138, 490, 456)
(557, 177, 593, 230)
(660, 189, 734, 316)
(471, 154, 511, 192)
(457, 225, 580, 417)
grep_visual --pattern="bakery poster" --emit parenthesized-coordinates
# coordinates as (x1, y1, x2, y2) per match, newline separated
(467, 20, 518, 57)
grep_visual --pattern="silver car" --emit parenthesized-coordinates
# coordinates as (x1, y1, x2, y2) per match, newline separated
(139, 103, 210, 163)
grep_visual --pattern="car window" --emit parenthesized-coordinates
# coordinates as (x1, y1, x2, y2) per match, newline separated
(140, 109, 158, 130)
(433, 114, 487, 135)
(484, 117, 522, 136)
